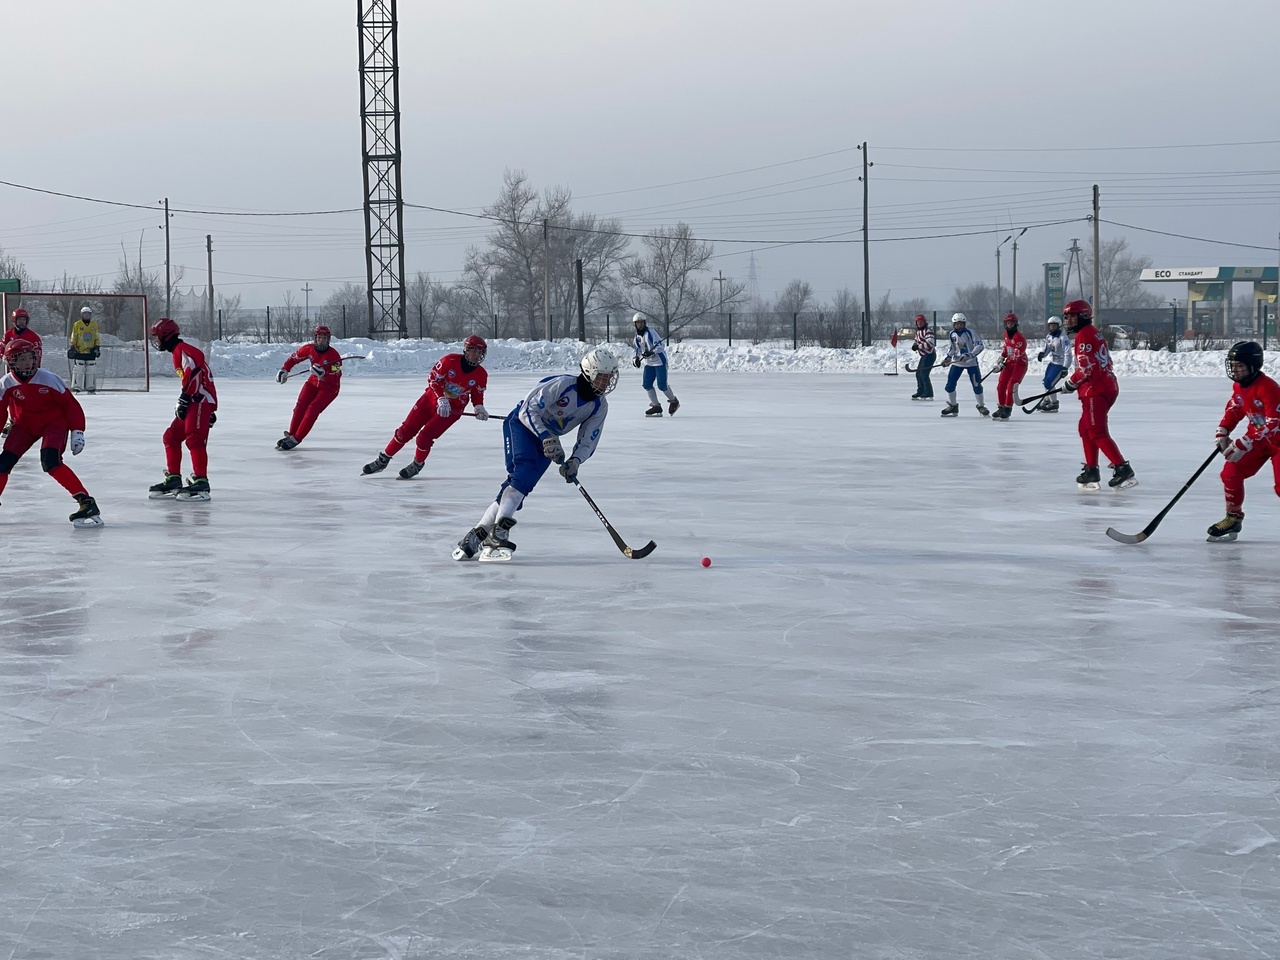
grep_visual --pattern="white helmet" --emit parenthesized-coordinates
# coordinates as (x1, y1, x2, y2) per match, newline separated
(580, 347, 620, 395)
(632, 312, 646, 325)
(80, 306, 93, 317)
(1047, 315, 1061, 328)
(951, 312, 967, 324)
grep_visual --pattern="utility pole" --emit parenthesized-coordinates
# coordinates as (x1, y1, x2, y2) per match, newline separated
(206, 234, 214, 341)
(302, 283, 313, 322)
(542, 218, 551, 341)
(1010, 227, 1028, 315)
(1065, 239, 1085, 299)
(160, 197, 171, 318)
(858, 142, 872, 347)
(996, 233, 1012, 322)
(1092, 185, 1101, 317)
(713, 270, 727, 330)
(574, 258, 585, 341)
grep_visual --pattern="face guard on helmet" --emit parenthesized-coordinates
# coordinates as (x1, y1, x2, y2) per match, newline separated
(149, 317, 180, 351)
(1062, 299, 1092, 333)
(1226, 341, 1264, 385)
(950, 312, 967, 326)
(462, 334, 487, 365)
(1047, 316, 1062, 331)
(10, 308, 29, 329)
(4, 339, 39, 381)
(81, 306, 93, 318)
(580, 347, 620, 395)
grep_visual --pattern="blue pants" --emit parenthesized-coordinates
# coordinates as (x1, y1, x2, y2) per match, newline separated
(944, 364, 983, 396)
(914, 352, 935, 398)
(499, 413, 554, 503)
(642, 364, 669, 392)
(1043, 363, 1066, 390)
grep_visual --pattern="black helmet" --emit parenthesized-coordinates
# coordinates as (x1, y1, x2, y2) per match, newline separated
(1226, 341, 1264, 385)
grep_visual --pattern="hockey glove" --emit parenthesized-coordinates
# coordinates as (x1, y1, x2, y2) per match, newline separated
(276, 369, 288, 384)
(1037, 350, 1046, 361)
(436, 396, 452, 418)
(541, 435, 565, 463)
(1062, 379, 1078, 394)
(310, 363, 324, 378)
(472, 404, 488, 421)
(69, 430, 85, 456)
(559, 457, 580, 482)
(90, 347, 100, 360)
(633, 357, 641, 368)
(1225, 437, 1253, 462)
(941, 357, 952, 367)
(642, 350, 654, 359)
(209, 412, 217, 427)
(175, 396, 192, 419)
(1215, 426, 1232, 452)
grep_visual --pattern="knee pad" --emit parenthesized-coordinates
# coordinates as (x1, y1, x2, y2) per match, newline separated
(40, 447, 62, 472)
(0, 450, 17, 474)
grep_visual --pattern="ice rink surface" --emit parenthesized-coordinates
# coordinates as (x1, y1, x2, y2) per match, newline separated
(2, 372, 1278, 959)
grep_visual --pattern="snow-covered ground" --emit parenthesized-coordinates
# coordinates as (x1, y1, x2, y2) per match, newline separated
(2, 358, 1277, 959)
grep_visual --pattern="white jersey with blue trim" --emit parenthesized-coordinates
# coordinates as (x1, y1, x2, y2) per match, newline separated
(1041, 330, 1072, 367)
(945, 327, 984, 367)
(515, 374, 609, 463)
(633, 326, 667, 367)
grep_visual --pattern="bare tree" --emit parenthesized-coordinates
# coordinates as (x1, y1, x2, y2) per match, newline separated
(0, 245, 35, 292)
(622, 223, 742, 338)
(1082, 237, 1159, 309)
(804, 288, 862, 348)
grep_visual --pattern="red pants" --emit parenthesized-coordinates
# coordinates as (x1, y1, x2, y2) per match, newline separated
(384, 392, 459, 462)
(164, 401, 214, 477)
(1077, 386, 1124, 468)
(1220, 441, 1280, 515)
(0, 420, 86, 499)
(996, 361, 1027, 407)
(288, 381, 339, 441)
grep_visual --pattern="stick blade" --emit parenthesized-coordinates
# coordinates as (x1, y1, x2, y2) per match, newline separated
(624, 540, 657, 560)
(1105, 527, 1148, 545)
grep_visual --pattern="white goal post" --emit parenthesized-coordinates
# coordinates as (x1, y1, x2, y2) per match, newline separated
(2, 292, 151, 392)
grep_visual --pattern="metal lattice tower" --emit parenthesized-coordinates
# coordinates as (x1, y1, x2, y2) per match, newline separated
(357, 0, 408, 338)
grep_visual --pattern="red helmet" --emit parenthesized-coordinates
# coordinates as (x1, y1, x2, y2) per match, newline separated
(1062, 299, 1092, 332)
(4, 338, 40, 380)
(463, 334, 487, 362)
(314, 325, 332, 338)
(10, 308, 29, 325)
(149, 317, 180, 348)
(1004, 312, 1018, 324)
(914, 314, 927, 327)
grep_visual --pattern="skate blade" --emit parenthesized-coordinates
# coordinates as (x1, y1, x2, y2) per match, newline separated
(1077, 482, 1101, 492)
(1207, 532, 1239, 543)
(175, 492, 211, 502)
(72, 516, 105, 528)
(477, 546, 515, 562)
(1109, 479, 1139, 490)
(148, 491, 179, 500)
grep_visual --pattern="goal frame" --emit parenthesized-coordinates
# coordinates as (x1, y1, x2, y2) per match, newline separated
(2, 292, 151, 391)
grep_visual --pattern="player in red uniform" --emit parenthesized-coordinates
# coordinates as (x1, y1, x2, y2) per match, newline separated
(362, 335, 489, 479)
(0, 339, 101, 525)
(3, 308, 44, 436)
(1207, 341, 1280, 542)
(274, 325, 343, 450)
(1061, 300, 1136, 490)
(147, 318, 218, 501)
(991, 312, 1028, 420)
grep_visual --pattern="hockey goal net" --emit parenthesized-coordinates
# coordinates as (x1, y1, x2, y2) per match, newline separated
(2, 292, 151, 391)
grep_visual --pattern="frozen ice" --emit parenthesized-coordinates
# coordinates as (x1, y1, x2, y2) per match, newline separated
(1, 353, 1277, 958)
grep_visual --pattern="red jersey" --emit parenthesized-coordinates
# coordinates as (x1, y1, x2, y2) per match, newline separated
(2, 326, 43, 360)
(172, 340, 217, 407)
(1067, 324, 1116, 396)
(1220, 371, 1280, 447)
(0, 368, 85, 432)
(282, 343, 343, 391)
(1001, 331, 1028, 366)
(427, 353, 487, 411)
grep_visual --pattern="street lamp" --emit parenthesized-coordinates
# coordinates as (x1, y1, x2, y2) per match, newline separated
(1010, 227, 1028, 315)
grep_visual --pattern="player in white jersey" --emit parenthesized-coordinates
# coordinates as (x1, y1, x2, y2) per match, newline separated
(453, 348, 620, 561)
(632, 314, 679, 417)
(1035, 316, 1072, 411)
(939, 313, 988, 417)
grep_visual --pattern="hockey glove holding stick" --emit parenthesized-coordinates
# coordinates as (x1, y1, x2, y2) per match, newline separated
(310, 363, 324, 378)
(1062, 379, 1078, 393)
(1037, 350, 1046, 361)
(472, 404, 488, 421)
(276, 369, 288, 384)
(633, 357, 641, 368)
(69, 430, 85, 456)
(175, 395, 192, 420)
(1224, 436, 1253, 462)
(436, 396, 452, 418)
(559, 457, 580, 482)
(542, 435, 565, 462)
(1214, 426, 1231, 452)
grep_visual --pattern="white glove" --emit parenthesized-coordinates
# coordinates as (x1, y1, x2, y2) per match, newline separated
(436, 396, 452, 418)
(69, 430, 85, 456)
(472, 404, 488, 421)
(276, 369, 288, 384)
(310, 363, 325, 378)
(1225, 437, 1253, 462)
(541, 435, 565, 462)
(1215, 426, 1231, 452)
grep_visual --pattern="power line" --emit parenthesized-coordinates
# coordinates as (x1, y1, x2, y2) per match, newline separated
(1097, 219, 1280, 253)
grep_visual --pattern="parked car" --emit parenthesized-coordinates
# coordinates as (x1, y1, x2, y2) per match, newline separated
(1105, 325, 1149, 349)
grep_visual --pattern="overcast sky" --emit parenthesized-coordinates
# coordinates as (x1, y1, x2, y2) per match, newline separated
(3, 0, 1278, 312)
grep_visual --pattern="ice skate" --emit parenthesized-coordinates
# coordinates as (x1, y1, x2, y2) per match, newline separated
(175, 476, 211, 502)
(667, 397, 680, 416)
(478, 517, 517, 562)
(362, 452, 391, 475)
(990, 405, 1011, 420)
(1206, 513, 1243, 543)
(1076, 464, 1101, 491)
(452, 525, 489, 561)
(644, 403, 663, 418)
(69, 493, 103, 528)
(276, 434, 299, 451)
(976, 403, 990, 417)
(1108, 461, 1138, 490)
(148, 472, 183, 500)
(1046, 399, 1060, 412)
(397, 459, 424, 480)
(940, 401, 959, 417)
